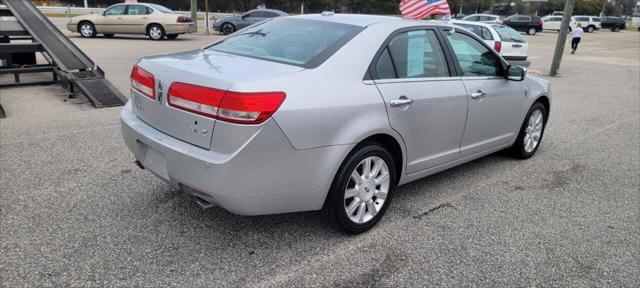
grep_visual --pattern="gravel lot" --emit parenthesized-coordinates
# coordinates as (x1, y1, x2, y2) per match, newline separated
(1, 19, 639, 287)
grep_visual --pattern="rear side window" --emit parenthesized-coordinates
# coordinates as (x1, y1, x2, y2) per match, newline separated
(493, 25, 526, 43)
(127, 5, 149, 15)
(593, 18, 601, 22)
(263, 11, 281, 18)
(207, 19, 363, 68)
(446, 32, 504, 77)
(375, 48, 396, 79)
(376, 30, 449, 79)
(457, 24, 494, 40)
(516, 16, 531, 22)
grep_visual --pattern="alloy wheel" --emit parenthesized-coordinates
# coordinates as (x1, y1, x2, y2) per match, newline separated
(149, 26, 163, 40)
(524, 110, 544, 153)
(80, 24, 93, 37)
(343, 156, 390, 224)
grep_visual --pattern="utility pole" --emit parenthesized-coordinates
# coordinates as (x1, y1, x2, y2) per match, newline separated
(600, 0, 608, 17)
(204, 0, 209, 35)
(459, 0, 463, 15)
(301, 2, 305, 14)
(84, 0, 88, 8)
(191, 0, 198, 33)
(489, 0, 495, 13)
(549, 0, 576, 76)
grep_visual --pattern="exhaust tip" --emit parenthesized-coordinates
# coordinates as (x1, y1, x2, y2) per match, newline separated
(194, 196, 216, 210)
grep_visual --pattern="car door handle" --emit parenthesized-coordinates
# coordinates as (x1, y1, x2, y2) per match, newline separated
(471, 91, 486, 99)
(390, 96, 414, 107)
(512, 44, 522, 48)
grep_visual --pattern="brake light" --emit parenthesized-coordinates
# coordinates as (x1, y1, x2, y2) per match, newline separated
(177, 16, 192, 23)
(494, 41, 502, 53)
(167, 82, 286, 124)
(131, 65, 155, 100)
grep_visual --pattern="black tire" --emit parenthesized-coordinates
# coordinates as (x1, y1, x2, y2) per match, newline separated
(147, 24, 166, 40)
(103, 34, 114, 38)
(78, 21, 96, 38)
(221, 23, 236, 35)
(508, 102, 548, 159)
(166, 34, 179, 40)
(587, 25, 595, 33)
(326, 142, 397, 234)
(527, 27, 537, 35)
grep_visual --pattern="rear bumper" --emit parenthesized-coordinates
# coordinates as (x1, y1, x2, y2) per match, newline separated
(503, 56, 530, 67)
(120, 102, 350, 215)
(164, 23, 197, 34)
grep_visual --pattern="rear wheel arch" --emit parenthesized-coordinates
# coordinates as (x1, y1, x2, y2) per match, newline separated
(350, 133, 405, 185)
(146, 23, 163, 35)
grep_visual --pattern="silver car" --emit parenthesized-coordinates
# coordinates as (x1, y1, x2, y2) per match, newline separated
(122, 14, 551, 234)
(213, 9, 288, 35)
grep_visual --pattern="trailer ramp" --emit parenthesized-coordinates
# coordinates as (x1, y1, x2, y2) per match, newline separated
(1, 0, 126, 112)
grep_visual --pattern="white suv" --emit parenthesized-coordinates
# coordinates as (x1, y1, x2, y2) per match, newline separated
(573, 15, 602, 33)
(542, 15, 578, 31)
(462, 14, 503, 24)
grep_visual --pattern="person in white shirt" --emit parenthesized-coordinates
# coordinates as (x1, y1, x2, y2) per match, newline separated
(571, 23, 584, 54)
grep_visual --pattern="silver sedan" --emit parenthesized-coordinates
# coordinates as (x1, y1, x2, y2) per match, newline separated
(121, 14, 551, 234)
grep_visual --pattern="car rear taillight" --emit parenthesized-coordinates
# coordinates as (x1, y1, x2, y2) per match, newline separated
(177, 16, 192, 23)
(131, 65, 155, 100)
(494, 41, 502, 53)
(167, 83, 286, 124)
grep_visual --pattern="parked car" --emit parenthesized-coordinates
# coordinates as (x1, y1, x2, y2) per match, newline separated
(504, 15, 543, 35)
(462, 13, 503, 24)
(453, 20, 529, 66)
(541, 15, 577, 32)
(213, 9, 288, 35)
(67, 3, 195, 40)
(573, 15, 601, 32)
(122, 14, 551, 234)
(600, 16, 627, 32)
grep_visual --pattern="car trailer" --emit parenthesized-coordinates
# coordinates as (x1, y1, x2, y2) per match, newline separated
(0, 0, 126, 118)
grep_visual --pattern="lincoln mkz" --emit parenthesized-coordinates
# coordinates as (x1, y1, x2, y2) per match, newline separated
(121, 14, 551, 233)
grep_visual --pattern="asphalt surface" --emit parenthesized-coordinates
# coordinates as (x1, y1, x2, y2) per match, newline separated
(1, 20, 639, 287)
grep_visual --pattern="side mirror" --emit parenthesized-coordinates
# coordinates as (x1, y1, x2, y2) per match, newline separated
(507, 65, 526, 81)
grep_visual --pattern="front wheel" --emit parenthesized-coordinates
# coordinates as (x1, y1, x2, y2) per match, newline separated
(527, 27, 537, 35)
(148, 24, 165, 40)
(327, 143, 396, 234)
(221, 23, 235, 35)
(508, 102, 547, 159)
(587, 26, 595, 33)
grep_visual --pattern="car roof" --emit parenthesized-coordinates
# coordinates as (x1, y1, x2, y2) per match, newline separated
(452, 19, 494, 27)
(291, 14, 453, 28)
(465, 14, 500, 17)
(248, 8, 288, 14)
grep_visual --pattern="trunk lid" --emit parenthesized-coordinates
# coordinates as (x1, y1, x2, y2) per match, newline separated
(131, 49, 304, 149)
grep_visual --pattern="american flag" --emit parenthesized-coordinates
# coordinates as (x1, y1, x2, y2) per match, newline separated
(399, 0, 451, 19)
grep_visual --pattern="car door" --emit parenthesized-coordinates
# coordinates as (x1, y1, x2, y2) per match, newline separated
(120, 5, 150, 34)
(544, 17, 561, 30)
(443, 30, 527, 157)
(372, 28, 468, 174)
(98, 5, 127, 33)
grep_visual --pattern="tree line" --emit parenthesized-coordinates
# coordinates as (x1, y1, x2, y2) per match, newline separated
(39, 0, 631, 16)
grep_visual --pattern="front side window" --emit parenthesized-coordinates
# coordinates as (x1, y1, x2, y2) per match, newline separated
(127, 5, 149, 15)
(207, 19, 362, 68)
(263, 11, 280, 18)
(245, 11, 261, 18)
(446, 32, 504, 77)
(385, 30, 449, 79)
(104, 5, 126, 16)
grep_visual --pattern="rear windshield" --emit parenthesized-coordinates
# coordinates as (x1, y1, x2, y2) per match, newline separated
(206, 18, 363, 68)
(147, 4, 173, 13)
(493, 25, 527, 43)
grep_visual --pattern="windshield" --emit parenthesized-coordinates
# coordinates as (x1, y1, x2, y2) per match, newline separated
(206, 18, 363, 68)
(147, 4, 173, 13)
(493, 25, 527, 43)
